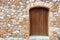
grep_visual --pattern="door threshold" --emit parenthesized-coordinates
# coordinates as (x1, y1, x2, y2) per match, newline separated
(30, 35, 49, 37)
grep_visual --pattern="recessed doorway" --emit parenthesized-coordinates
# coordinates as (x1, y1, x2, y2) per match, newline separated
(29, 7, 49, 36)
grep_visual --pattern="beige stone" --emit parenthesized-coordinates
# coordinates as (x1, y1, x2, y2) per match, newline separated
(0, 29, 7, 35)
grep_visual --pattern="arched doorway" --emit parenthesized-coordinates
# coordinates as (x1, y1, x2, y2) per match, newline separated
(29, 7, 49, 36)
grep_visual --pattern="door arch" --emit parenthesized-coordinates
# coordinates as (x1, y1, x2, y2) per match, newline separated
(29, 7, 49, 36)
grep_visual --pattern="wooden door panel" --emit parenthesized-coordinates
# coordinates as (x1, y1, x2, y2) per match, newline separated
(29, 7, 49, 36)
(43, 9, 48, 36)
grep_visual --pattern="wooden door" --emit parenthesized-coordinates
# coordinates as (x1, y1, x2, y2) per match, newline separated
(29, 7, 49, 36)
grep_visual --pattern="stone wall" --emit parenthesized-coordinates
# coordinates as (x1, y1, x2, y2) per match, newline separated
(0, 0, 60, 40)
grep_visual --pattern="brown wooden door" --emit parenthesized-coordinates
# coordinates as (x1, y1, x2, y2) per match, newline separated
(29, 7, 49, 36)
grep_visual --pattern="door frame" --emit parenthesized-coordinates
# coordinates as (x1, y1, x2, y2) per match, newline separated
(25, 1, 55, 38)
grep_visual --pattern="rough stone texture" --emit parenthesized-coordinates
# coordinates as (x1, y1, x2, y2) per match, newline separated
(0, 0, 60, 40)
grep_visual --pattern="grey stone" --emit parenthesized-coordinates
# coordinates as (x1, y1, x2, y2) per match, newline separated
(20, 0, 27, 3)
(16, 26, 24, 31)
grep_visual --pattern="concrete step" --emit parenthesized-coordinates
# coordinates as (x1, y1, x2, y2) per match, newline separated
(29, 36, 49, 40)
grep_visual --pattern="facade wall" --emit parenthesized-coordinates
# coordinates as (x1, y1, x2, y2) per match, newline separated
(0, 0, 60, 40)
